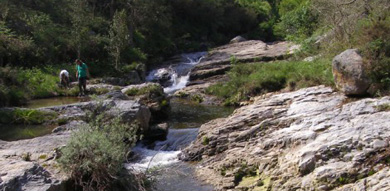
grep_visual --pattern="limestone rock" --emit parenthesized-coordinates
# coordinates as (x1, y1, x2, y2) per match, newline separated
(0, 97, 151, 191)
(189, 41, 294, 82)
(332, 49, 370, 95)
(182, 86, 390, 190)
(230, 36, 247, 44)
(122, 83, 169, 122)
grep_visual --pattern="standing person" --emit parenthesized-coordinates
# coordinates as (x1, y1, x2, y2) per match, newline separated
(75, 59, 90, 96)
(59, 69, 69, 88)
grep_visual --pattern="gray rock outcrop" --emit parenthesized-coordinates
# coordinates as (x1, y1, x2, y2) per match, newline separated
(189, 41, 295, 81)
(230, 36, 247, 44)
(0, 98, 151, 191)
(122, 83, 169, 123)
(332, 49, 370, 95)
(182, 86, 390, 190)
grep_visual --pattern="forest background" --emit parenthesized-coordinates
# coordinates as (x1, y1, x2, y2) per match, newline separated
(0, 0, 389, 106)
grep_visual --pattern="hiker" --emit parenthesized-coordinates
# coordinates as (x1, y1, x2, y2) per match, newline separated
(75, 59, 90, 96)
(59, 69, 69, 88)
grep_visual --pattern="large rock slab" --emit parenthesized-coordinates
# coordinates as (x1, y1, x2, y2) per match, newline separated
(189, 41, 296, 81)
(0, 98, 151, 191)
(332, 49, 370, 95)
(182, 86, 390, 190)
(0, 133, 70, 191)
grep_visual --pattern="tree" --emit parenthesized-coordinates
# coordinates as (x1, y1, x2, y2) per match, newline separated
(107, 10, 132, 70)
(68, 0, 91, 59)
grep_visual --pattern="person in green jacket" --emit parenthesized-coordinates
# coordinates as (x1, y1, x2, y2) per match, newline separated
(75, 59, 90, 96)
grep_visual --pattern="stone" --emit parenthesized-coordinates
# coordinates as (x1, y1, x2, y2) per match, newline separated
(144, 123, 169, 141)
(298, 152, 316, 176)
(125, 70, 142, 84)
(182, 86, 390, 190)
(147, 68, 174, 87)
(189, 41, 295, 82)
(332, 49, 370, 95)
(229, 36, 247, 44)
(0, 97, 152, 191)
(121, 83, 169, 122)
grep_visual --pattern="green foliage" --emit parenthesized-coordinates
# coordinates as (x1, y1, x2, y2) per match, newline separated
(58, 113, 140, 191)
(356, 15, 390, 88)
(275, 0, 318, 42)
(0, 66, 71, 106)
(0, 108, 57, 124)
(234, 163, 258, 185)
(190, 94, 204, 103)
(124, 84, 163, 97)
(107, 10, 132, 70)
(207, 59, 333, 105)
(202, 136, 210, 145)
(0, 0, 286, 69)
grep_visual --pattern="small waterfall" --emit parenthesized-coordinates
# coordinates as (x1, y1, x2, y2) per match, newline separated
(146, 52, 207, 94)
(126, 128, 198, 171)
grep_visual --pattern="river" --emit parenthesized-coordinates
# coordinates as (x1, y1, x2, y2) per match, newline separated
(129, 52, 233, 191)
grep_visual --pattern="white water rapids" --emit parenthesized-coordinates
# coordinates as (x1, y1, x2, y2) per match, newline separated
(146, 52, 206, 94)
(127, 52, 224, 191)
(127, 52, 206, 172)
(126, 128, 198, 171)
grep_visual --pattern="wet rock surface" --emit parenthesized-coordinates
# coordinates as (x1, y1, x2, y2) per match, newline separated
(182, 86, 390, 190)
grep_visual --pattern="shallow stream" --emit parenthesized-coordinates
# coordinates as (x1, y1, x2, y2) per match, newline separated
(128, 98, 234, 191)
(130, 52, 233, 191)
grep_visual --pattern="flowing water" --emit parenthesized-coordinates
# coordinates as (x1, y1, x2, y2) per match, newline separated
(127, 99, 233, 191)
(146, 52, 207, 94)
(130, 52, 234, 191)
(0, 52, 232, 190)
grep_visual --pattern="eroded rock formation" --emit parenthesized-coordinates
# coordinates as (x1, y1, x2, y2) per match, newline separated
(182, 86, 390, 190)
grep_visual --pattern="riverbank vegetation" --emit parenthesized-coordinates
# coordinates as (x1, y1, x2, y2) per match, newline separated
(207, 59, 333, 105)
(1, 0, 389, 107)
(206, 0, 390, 104)
(58, 110, 145, 191)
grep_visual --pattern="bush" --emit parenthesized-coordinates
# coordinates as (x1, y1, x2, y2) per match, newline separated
(206, 59, 333, 105)
(58, 113, 141, 191)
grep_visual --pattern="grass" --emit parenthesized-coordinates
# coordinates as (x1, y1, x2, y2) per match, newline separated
(0, 108, 58, 124)
(124, 84, 163, 97)
(206, 59, 334, 105)
(0, 65, 79, 107)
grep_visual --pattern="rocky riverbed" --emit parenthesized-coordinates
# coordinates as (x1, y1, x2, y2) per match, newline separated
(0, 83, 166, 191)
(1, 39, 387, 191)
(181, 85, 390, 190)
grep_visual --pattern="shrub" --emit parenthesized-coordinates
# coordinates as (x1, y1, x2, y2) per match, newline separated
(58, 112, 141, 191)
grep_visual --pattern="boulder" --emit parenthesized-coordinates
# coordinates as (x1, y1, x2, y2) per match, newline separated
(146, 68, 174, 87)
(229, 36, 247, 44)
(332, 49, 370, 95)
(122, 83, 169, 122)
